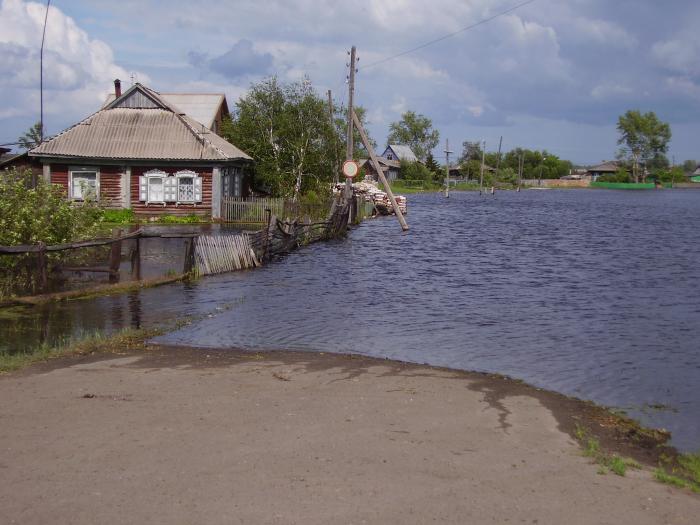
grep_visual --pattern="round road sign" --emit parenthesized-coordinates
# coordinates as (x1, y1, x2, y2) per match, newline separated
(342, 160, 359, 179)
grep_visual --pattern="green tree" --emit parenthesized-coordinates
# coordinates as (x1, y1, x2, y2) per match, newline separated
(334, 105, 376, 160)
(399, 160, 434, 182)
(222, 77, 339, 199)
(682, 159, 698, 175)
(616, 110, 672, 183)
(459, 141, 482, 164)
(387, 111, 439, 162)
(17, 122, 43, 150)
(598, 168, 631, 183)
(424, 152, 440, 175)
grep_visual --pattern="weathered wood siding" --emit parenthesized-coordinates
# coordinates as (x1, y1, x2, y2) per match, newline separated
(50, 164, 123, 206)
(50, 165, 69, 192)
(130, 167, 213, 216)
(99, 166, 123, 208)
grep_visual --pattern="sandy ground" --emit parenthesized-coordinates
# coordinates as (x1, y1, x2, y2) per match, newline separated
(0, 346, 698, 525)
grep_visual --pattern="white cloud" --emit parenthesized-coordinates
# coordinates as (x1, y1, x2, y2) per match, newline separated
(652, 34, 700, 76)
(0, 0, 146, 137)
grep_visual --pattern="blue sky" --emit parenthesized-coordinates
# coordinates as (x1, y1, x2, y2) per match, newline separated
(1, 0, 699, 164)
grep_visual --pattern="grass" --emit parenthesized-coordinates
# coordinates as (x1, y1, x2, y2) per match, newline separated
(99, 209, 209, 225)
(574, 424, 641, 477)
(654, 452, 700, 493)
(0, 327, 161, 373)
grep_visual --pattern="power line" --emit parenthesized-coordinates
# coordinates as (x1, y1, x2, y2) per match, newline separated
(359, 0, 537, 71)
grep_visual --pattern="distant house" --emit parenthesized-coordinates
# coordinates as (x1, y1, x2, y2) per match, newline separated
(29, 80, 252, 218)
(381, 145, 418, 163)
(586, 161, 620, 181)
(359, 157, 401, 181)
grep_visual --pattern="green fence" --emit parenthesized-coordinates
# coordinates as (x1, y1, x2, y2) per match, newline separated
(590, 182, 656, 190)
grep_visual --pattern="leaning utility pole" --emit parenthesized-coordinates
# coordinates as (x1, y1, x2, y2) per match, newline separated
(353, 110, 409, 231)
(327, 89, 339, 184)
(444, 139, 453, 198)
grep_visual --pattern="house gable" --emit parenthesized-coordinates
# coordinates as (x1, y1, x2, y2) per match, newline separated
(107, 84, 168, 110)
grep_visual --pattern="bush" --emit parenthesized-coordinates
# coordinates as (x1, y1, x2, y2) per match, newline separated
(100, 208, 136, 224)
(0, 168, 103, 296)
(399, 160, 434, 182)
(0, 168, 101, 246)
(598, 169, 630, 183)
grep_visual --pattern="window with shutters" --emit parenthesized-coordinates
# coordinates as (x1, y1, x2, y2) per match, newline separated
(69, 167, 99, 200)
(139, 169, 202, 204)
(174, 170, 201, 203)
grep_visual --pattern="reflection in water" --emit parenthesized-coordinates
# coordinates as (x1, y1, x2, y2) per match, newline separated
(2, 190, 700, 452)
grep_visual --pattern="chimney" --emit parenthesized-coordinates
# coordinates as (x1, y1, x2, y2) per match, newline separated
(114, 78, 122, 98)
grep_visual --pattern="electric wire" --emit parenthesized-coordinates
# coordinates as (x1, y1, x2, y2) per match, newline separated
(359, 0, 537, 71)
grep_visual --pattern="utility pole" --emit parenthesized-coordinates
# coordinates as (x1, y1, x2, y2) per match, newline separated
(346, 46, 357, 161)
(494, 136, 502, 195)
(39, 0, 51, 144)
(517, 151, 524, 191)
(444, 138, 452, 198)
(327, 89, 339, 184)
(345, 46, 357, 200)
(538, 156, 547, 186)
(479, 140, 485, 195)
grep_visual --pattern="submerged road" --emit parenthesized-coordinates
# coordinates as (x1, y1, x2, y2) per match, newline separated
(1, 348, 698, 524)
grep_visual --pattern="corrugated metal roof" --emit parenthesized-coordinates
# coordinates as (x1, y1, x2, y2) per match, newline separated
(388, 145, 418, 162)
(29, 107, 251, 161)
(588, 161, 619, 172)
(158, 93, 225, 129)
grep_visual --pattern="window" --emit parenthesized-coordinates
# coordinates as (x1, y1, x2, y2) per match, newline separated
(387, 154, 393, 160)
(139, 169, 202, 204)
(178, 176, 194, 202)
(222, 167, 242, 198)
(69, 168, 99, 200)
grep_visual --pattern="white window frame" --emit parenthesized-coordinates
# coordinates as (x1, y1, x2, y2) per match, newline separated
(139, 169, 202, 205)
(69, 167, 100, 201)
(141, 169, 167, 206)
(174, 170, 199, 204)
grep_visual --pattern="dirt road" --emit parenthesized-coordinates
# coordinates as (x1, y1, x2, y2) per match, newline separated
(1, 347, 698, 524)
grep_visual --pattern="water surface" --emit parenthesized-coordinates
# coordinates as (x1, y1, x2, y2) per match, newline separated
(4, 189, 700, 451)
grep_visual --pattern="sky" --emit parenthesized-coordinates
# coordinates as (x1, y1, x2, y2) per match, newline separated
(1, 0, 699, 165)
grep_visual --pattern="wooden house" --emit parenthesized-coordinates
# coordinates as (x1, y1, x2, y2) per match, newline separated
(359, 157, 401, 181)
(586, 161, 620, 181)
(29, 80, 252, 218)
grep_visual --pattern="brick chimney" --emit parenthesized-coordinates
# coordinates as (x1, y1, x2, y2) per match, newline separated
(114, 78, 122, 98)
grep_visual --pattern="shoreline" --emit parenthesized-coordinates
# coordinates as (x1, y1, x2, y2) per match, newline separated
(11, 340, 685, 467)
(2, 341, 699, 523)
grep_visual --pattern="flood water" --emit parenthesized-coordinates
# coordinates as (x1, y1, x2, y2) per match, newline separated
(3, 189, 700, 451)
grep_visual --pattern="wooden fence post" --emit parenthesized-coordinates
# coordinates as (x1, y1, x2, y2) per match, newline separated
(108, 229, 122, 284)
(130, 237, 141, 281)
(183, 237, 196, 275)
(36, 241, 48, 293)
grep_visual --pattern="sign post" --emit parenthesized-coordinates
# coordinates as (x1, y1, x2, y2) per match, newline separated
(342, 160, 359, 180)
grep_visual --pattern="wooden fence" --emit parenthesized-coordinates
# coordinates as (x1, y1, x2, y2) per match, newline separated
(221, 197, 333, 223)
(195, 234, 259, 275)
(0, 196, 358, 297)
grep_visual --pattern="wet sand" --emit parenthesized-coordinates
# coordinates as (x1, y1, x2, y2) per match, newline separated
(0, 346, 698, 524)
